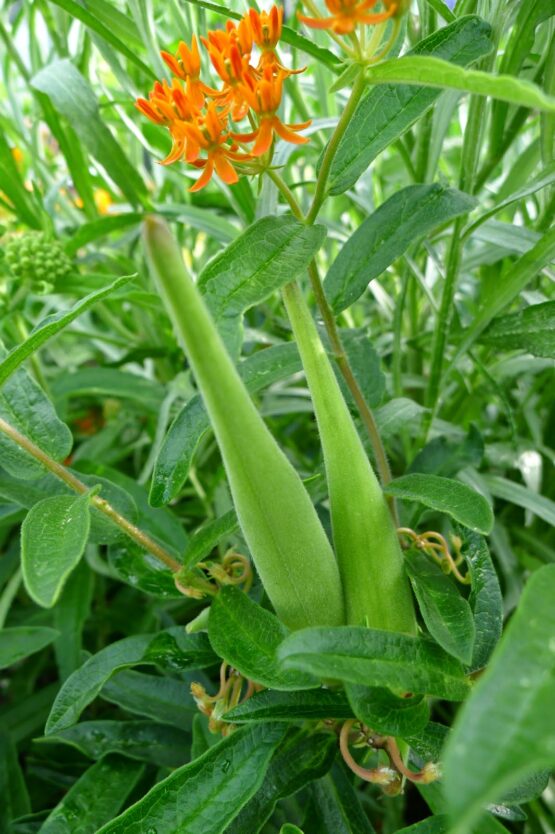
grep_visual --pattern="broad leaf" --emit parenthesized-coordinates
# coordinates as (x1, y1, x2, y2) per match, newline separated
(345, 685, 430, 736)
(21, 492, 91, 608)
(208, 586, 317, 690)
(0, 275, 136, 386)
(150, 343, 302, 506)
(278, 627, 470, 700)
(409, 425, 484, 478)
(31, 61, 147, 206)
(198, 217, 326, 351)
(325, 185, 476, 312)
(329, 16, 493, 194)
(225, 688, 352, 724)
(39, 720, 190, 768)
(405, 549, 475, 664)
(443, 564, 555, 832)
(480, 300, 555, 358)
(46, 630, 216, 734)
(385, 473, 494, 534)
(97, 723, 287, 834)
(108, 540, 183, 598)
(226, 730, 337, 834)
(0, 627, 59, 670)
(38, 755, 144, 834)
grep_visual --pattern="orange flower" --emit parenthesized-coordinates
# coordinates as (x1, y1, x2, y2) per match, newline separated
(160, 36, 214, 110)
(180, 103, 252, 191)
(202, 22, 254, 120)
(247, 6, 302, 75)
(235, 68, 311, 157)
(299, 0, 397, 34)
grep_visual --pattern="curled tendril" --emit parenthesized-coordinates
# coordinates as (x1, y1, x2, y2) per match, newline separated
(191, 661, 263, 736)
(174, 549, 253, 598)
(398, 528, 471, 585)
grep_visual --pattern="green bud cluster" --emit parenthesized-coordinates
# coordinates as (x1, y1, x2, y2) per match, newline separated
(4, 232, 73, 292)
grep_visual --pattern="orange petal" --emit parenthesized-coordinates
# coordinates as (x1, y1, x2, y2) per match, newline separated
(189, 159, 215, 192)
(251, 119, 274, 156)
(273, 118, 310, 145)
(214, 153, 239, 185)
(297, 13, 335, 29)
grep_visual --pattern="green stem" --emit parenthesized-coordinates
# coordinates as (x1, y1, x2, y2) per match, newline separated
(0, 415, 182, 573)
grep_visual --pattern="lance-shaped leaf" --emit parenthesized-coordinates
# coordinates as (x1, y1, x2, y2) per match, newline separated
(479, 300, 555, 358)
(0, 274, 136, 386)
(97, 723, 287, 834)
(459, 530, 503, 672)
(278, 627, 470, 701)
(443, 565, 555, 833)
(38, 755, 144, 834)
(21, 492, 91, 608)
(38, 720, 191, 768)
(0, 626, 59, 670)
(150, 343, 301, 507)
(46, 630, 216, 734)
(100, 669, 196, 729)
(328, 16, 494, 194)
(198, 216, 326, 352)
(225, 688, 352, 724)
(32, 60, 147, 206)
(345, 684, 430, 737)
(395, 818, 450, 834)
(309, 763, 377, 834)
(209, 586, 317, 690)
(384, 473, 494, 534)
(0, 731, 30, 831)
(405, 549, 475, 664)
(325, 185, 476, 312)
(226, 730, 337, 834)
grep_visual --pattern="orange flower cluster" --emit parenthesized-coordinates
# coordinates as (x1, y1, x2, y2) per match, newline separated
(135, 6, 310, 192)
(299, 0, 398, 35)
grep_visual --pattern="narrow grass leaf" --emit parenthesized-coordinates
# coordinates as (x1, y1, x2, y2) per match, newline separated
(406, 549, 475, 663)
(443, 565, 555, 832)
(482, 474, 555, 527)
(0, 275, 136, 386)
(385, 473, 494, 534)
(0, 627, 59, 670)
(329, 16, 493, 194)
(208, 586, 317, 690)
(0, 731, 30, 831)
(150, 343, 302, 507)
(21, 492, 91, 608)
(38, 755, 144, 834)
(325, 185, 475, 312)
(65, 217, 143, 255)
(46, 630, 216, 734)
(97, 724, 287, 834)
(225, 689, 353, 724)
(278, 627, 470, 700)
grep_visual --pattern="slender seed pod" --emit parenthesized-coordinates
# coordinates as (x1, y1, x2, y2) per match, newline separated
(282, 281, 415, 633)
(143, 216, 345, 630)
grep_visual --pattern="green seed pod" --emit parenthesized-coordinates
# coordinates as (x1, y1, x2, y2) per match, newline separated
(282, 282, 415, 633)
(143, 216, 345, 631)
(4, 232, 72, 290)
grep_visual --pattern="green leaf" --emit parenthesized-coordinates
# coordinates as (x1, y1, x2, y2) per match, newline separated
(281, 826, 304, 834)
(0, 275, 136, 386)
(443, 564, 555, 833)
(45, 630, 216, 734)
(395, 817, 450, 834)
(0, 626, 59, 670)
(181, 510, 239, 569)
(309, 763, 377, 834)
(39, 720, 190, 768)
(364, 57, 555, 112)
(385, 473, 494, 534)
(279, 627, 470, 700)
(345, 685, 430, 737)
(482, 474, 555, 527)
(97, 724, 287, 834)
(409, 425, 484, 478)
(225, 688, 353, 724)
(21, 492, 91, 608)
(325, 185, 476, 312)
(459, 530, 503, 672)
(405, 550, 475, 664)
(38, 755, 144, 834)
(100, 670, 195, 730)
(0, 356, 72, 480)
(338, 329, 385, 408)
(226, 730, 337, 834)
(208, 586, 317, 691)
(108, 541, 183, 598)
(480, 301, 555, 358)
(31, 60, 148, 206)
(329, 16, 493, 194)
(51, 367, 165, 412)
(64, 216, 143, 255)
(54, 561, 94, 681)
(150, 343, 302, 506)
(0, 731, 30, 831)
(198, 217, 326, 352)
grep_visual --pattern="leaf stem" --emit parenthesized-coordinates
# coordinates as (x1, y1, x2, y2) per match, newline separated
(0, 415, 182, 573)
